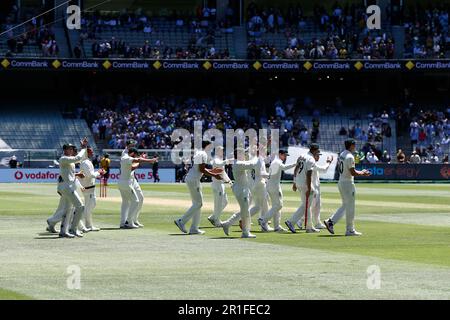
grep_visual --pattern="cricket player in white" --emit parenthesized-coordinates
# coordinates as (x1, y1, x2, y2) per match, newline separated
(207, 146, 232, 227)
(295, 150, 333, 230)
(120, 140, 147, 227)
(324, 139, 371, 236)
(174, 142, 222, 235)
(259, 150, 297, 232)
(118, 147, 158, 229)
(285, 144, 320, 233)
(55, 138, 89, 238)
(78, 147, 104, 232)
(221, 148, 258, 238)
(249, 146, 270, 231)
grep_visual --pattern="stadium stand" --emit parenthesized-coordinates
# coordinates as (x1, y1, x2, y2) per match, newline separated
(78, 12, 235, 59)
(0, 107, 97, 150)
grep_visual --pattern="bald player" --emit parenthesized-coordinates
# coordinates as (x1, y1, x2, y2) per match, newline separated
(324, 139, 371, 236)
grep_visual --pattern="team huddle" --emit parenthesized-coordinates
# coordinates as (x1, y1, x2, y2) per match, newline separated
(45, 137, 370, 238)
(175, 139, 371, 238)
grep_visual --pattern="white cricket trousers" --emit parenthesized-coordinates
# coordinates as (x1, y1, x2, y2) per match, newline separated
(249, 181, 268, 218)
(132, 179, 144, 222)
(118, 180, 143, 226)
(48, 194, 71, 226)
(262, 186, 283, 229)
(288, 187, 313, 229)
(223, 184, 251, 235)
(210, 182, 228, 221)
(297, 189, 321, 227)
(81, 189, 97, 228)
(180, 180, 203, 232)
(329, 181, 356, 232)
(58, 186, 85, 234)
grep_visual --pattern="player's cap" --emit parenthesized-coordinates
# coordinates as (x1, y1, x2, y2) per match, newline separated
(345, 139, 356, 149)
(128, 147, 139, 155)
(279, 149, 289, 156)
(103, 153, 110, 158)
(63, 143, 76, 150)
(309, 143, 320, 152)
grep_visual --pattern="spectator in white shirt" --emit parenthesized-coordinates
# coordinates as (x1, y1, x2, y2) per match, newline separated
(366, 151, 379, 164)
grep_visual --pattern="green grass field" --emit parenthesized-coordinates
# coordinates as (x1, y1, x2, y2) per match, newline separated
(0, 182, 449, 300)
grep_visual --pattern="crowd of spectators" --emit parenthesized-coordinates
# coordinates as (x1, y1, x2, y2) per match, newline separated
(78, 94, 238, 150)
(76, 90, 450, 165)
(1, 6, 59, 57)
(404, 3, 449, 58)
(78, 7, 233, 59)
(246, 1, 395, 60)
(407, 108, 450, 164)
(89, 37, 229, 59)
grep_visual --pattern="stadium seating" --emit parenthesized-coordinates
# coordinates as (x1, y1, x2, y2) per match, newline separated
(81, 18, 236, 58)
(301, 115, 397, 155)
(0, 109, 96, 151)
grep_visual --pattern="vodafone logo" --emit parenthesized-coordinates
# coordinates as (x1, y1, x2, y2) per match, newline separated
(15, 171, 24, 180)
(13, 170, 59, 181)
(440, 166, 450, 179)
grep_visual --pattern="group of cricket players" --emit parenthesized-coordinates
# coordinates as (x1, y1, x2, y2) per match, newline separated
(45, 138, 158, 238)
(45, 136, 371, 239)
(174, 139, 371, 238)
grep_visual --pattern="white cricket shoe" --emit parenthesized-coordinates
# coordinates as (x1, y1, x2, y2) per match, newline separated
(46, 220, 58, 233)
(59, 232, 75, 238)
(135, 221, 144, 228)
(261, 225, 274, 232)
(174, 219, 187, 233)
(69, 229, 84, 238)
(306, 227, 320, 233)
(315, 222, 326, 229)
(284, 220, 296, 233)
(207, 216, 221, 227)
(241, 233, 256, 238)
(274, 226, 288, 232)
(125, 222, 139, 229)
(345, 230, 362, 236)
(80, 226, 89, 233)
(88, 226, 100, 232)
(222, 222, 230, 236)
(258, 218, 269, 232)
(189, 229, 205, 235)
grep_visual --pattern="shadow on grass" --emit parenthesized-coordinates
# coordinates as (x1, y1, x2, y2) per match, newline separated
(34, 236, 60, 240)
(209, 237, 239, 239)
(317, 235, 345, 237)
(100, 227, 124, 231)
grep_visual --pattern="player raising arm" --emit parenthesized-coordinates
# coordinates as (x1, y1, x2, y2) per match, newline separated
(324, 139, 371, 236)
(118, 147, 158, 229)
